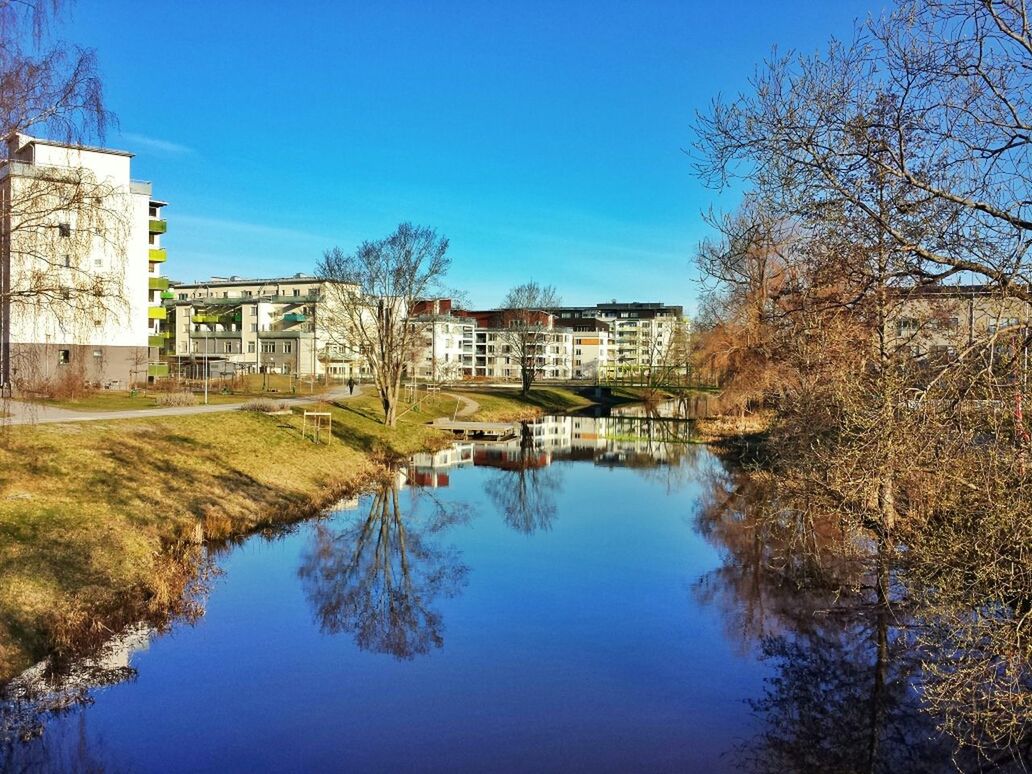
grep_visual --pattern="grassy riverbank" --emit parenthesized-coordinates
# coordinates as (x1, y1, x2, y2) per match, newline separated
(0, 385, 597, 682)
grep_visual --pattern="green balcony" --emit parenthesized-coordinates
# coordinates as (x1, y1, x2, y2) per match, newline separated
(148, 306, 167, 321)
(149, 248, 167, 263)
(149, 219, 167, 234)
(191, 313, 219, 324)
(147, 363, 170, 378)
(160, 290, 175, 300)
(283, 313, 307, 323)
(148, 334, 168, 347)
(148, 276, 170, 291)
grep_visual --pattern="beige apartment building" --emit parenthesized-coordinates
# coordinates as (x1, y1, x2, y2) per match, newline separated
(887, 285, 1030, 369)
(0, 133, 170, 391)
(166, 274, 364, 379)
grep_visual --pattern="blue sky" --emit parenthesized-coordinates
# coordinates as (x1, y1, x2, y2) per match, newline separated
(69, 0, 886, 311)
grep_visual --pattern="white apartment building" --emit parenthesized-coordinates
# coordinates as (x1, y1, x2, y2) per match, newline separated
(553, 302, 689, 381)
(0, 133, 169, 390)
(407, 299, 475, 382)
(167, 275, 367, 379)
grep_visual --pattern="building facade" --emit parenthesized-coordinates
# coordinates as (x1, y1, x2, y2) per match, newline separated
(458, 308, 573, 381)
(166, 274, 367, 379)
(552, 302, 689, 381)
(0, 133, 169, 391)
(408, 299, 476, 382)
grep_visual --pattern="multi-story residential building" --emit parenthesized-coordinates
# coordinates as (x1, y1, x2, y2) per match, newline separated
(886, 284, 1031, 369)
(458, 308, 573, 381)
(569, 319, 613, 380)
(0, 133, 170, 390)
(551, 302, 689, 381)
(407, 298, 476, 382)
(166, 274, 364, 379)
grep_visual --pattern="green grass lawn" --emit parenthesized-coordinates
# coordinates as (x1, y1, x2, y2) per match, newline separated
(41, 374, 338, 412)
(455, 386, 594, 421)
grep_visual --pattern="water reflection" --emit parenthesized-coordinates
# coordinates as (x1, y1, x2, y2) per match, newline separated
(298, 468, 470, 659)
(483, 426, 563, 534)
(690, 462, 1028, 772)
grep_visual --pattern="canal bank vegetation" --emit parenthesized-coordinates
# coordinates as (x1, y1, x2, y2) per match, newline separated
(691, 0, 1032, 764)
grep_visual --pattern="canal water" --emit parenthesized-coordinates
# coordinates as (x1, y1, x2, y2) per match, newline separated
(0, 412, 960, 772)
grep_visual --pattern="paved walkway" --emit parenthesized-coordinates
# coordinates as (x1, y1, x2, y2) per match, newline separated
(443, 392, 481, 418)
(1, 384, 366, 426)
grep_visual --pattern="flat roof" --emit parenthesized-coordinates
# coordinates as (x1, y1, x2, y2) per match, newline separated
(17, 134, 135, 158)
(174, 275, 321, 288)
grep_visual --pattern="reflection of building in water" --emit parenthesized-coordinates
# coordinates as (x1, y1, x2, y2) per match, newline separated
(2, 623, 152, 740)
(409, 443, 475, 487)
(405, 414, 692, 487)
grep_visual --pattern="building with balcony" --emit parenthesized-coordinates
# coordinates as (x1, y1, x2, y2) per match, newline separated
(457, 308, 573, 381)
(0, 133, 169, 390)
(551, 302, 689, 381)
(407, 298, 476, 382)
(166, 274, 365, 379)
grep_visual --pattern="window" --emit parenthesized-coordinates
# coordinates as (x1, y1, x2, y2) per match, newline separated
(58, 223, 71, 237)
(248, 342, 256, 353)
(63, 255, 71, 268)
(897, 318, 919, 335)
(178, 293, 188, 300)
(251, 323, 258, 332)
(223, 292, 229, 298)
(148, 233, 156, 245)
(282, 342, 293, 354)
(94, 258, 103, 268)
(149, 206, 158, 217)
(244, 290, 253, 297)
(92, 350, 102, 358)
(261, 342, 275, 353)
(293, 289, 301, 297)
(224, 342, 233, 354)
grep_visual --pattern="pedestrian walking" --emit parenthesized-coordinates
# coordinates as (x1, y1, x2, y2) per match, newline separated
(347, 377, 356, 395)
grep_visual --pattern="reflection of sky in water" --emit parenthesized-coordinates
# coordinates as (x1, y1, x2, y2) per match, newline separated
(3, 428, 769, 773)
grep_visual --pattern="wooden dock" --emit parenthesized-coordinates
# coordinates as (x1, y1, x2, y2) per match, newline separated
(430, 419, 519, 441)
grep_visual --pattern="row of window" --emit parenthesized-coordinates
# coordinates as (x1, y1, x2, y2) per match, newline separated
(187, 341, 295, 355)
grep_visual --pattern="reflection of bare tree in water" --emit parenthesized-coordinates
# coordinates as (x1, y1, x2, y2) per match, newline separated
(689, 466, 1026, 772)
(1, 712, 125, 774)
(298, 471, 469, 659)
(484, 426, 563, 534)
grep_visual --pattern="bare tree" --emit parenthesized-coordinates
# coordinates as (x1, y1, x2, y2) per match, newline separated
(690, 0, 1032, 756)
(499, 281, 561, 395)
(317, 223, 450, 427)
(1, 0, 120, 396)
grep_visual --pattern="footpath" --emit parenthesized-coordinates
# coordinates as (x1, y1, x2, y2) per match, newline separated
(2, 384, 367, 426)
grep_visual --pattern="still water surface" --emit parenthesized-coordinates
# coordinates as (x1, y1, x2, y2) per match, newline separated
(0, 411, 952, 772)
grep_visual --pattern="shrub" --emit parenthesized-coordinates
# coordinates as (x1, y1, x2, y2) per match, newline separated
(241, 399, 291, 414)
(156, 392, 197, 407)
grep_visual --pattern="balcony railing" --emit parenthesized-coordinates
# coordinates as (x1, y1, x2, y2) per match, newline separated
(147, 363, 170, 378)
(148, 306, 167, 321)
(160, 290, 175, 300)
(191, 313, 219, 324)
(283, 312, 307, 323)
(148, 219, 167, 234)
(149, 248, 167, 263)
(148, 276, 170, 291)
(148, 334, 168, 347)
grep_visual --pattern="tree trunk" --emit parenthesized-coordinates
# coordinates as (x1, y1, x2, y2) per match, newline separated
(877, 476, 897, 535)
